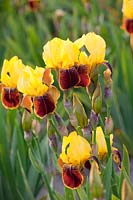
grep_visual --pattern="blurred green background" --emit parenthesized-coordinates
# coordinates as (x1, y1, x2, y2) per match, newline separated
(0, 0, 133, 199)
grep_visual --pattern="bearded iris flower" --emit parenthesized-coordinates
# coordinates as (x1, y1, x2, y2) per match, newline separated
(58, 131, 92, 189)
(0, 56, 25, 109)
(43, 37, 90, 90)
(17, 66, 60, 118)
(121, 0, 133, 34)
(74, 32, 106, 72)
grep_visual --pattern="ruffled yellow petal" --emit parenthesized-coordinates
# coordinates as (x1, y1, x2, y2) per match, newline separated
(60, 131, 91, 166)
(122, 0, 133, 18)
(43, 38, 80, 69)
(1, 56, 25, 88)
(75, 32, 106, 68)
(17, 66, 50, 96)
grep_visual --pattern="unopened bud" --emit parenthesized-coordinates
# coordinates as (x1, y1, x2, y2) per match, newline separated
(104, 87, 112, 106)
(104, 69, 111, 82)
(105, 116, 114, 134)
(55, 113, 68, 136)
(63, 94, 73, 114)
(32, 119, 41, 136)
(55, 9, 65, 20)
(49, 134, 58, 152)
(47, 119, 57, 152)
(69, 113, 78, 128)
(90, 110, 99, 129)
(92, 82, 102, 114)
(22, 110, 32, 132)
(73, 94, 88, 128)
(121, 179, 133, 200)
(24, 131, 32, 142)
(89, 162, 104, 199)
(82, 122, 92, 140)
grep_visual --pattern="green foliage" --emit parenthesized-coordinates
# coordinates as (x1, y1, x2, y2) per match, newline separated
(0, 0, 133, 199)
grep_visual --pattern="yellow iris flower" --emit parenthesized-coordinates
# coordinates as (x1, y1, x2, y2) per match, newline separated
(1, 56, 25, 88)
(60, 131, 91, 166)
(122, 0, 133, 18)
(75, 32, 106, 69)
(17, 66, 53, 96)
(43, 37, 80, 69)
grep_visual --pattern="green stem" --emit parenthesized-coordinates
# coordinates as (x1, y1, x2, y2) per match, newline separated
(99, 114, 104, 128)
(49, 117, 61, 140)
(107, 104, 111, 118)
(33, 136, 55, 200)
(92, 128, 96, 144)
(34, 136, 43, 162)
(41, 169, 55, 200)
(105, 135, 111, 156)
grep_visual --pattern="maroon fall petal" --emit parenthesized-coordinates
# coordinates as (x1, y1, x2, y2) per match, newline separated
(1, 87, 20, 109)
(125, 19, 133, 34)
(62, 165, 83, 189)
(77, 65, 90, 87)
(33, 93, 55, 118)
(59, 67, 80, 90)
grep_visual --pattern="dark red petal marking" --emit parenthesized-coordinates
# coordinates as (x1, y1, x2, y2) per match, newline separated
(77, 65, 90, 87)
(28, 0, 39, 11)
(59, 67, 80, 90)
(62, 165, 83, 189)
(33, 93, 55, 118)
(125, 19, 133, 34)
(1, 87, 20, 109)
(21, 95, 33, 113)
(84, 160, 91, 170)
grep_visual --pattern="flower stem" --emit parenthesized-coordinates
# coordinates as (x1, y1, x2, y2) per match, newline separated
(105, 134, 111, 156)
(33, 136, 55, 200)
(49, 117, 61, 140)
(107, 104, 110, 118)
(34, 136, 43, 162)
(92, 128, 96, 144)
(41, 169, 55, 200)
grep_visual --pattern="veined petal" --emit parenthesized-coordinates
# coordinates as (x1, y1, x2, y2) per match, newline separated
(1, 87, 20, 109)
(33, 93, 55, 118)
(62, 165, 84, 189)
(42, 68, 54, 86)
(47, 86, 60, 103)
(21, 95, 33, 113)
(76, 65, 90, 87)
(59, 67, 80, 90)
(17, 66, 49, 96)
(43, 38, 80, 69)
